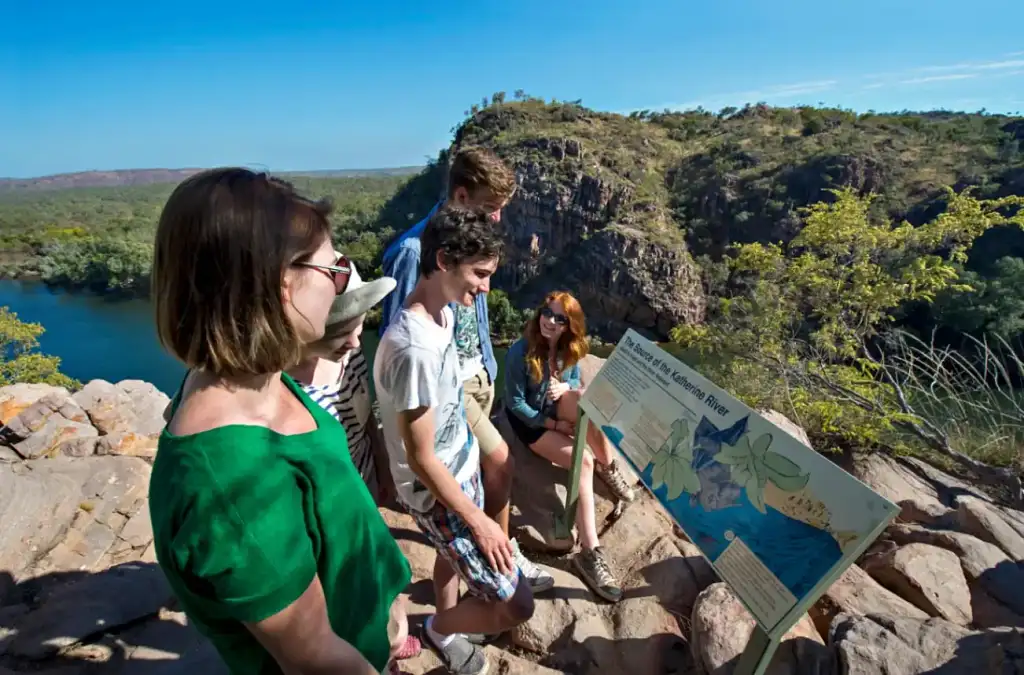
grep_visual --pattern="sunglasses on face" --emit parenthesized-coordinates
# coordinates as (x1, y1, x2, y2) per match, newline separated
(540, 306, 569, 326)
(294, 254, 352, 294)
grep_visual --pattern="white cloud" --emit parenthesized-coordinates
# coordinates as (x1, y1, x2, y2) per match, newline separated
(989, 69, 1024, 79)
(975, 59, 1024, 70)
(644, 80, 838, 112)
(769, 80, 838, 95)
(899, 73, 979, 85)
(630, 54, 1021, 113)
(914, 62, 976, 73)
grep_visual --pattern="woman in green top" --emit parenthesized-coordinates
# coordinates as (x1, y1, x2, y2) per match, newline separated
(149, 168, 412, 675)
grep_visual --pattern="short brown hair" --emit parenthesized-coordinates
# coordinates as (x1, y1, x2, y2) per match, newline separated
(447, 147, 516, 204)
(152, 168, 332, 377)
(420, 205, 503, 278)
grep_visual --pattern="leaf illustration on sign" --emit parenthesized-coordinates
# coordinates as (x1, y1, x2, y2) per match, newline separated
(716, 432, 810, 513)
(649, 419, 701, 500)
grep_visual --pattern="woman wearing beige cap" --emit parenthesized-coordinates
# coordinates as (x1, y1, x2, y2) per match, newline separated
(289, 255, 399, 504)
(287, 256, 421, 670)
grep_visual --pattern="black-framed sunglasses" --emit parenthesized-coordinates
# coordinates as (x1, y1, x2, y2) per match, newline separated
(540, 306, 569, 326)
(294, 254, 352, 295)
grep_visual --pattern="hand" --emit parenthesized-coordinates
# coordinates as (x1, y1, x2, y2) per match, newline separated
(468, 512, 516, 576)
(555, 419, 576, 436)
(547, 380, 570, 401)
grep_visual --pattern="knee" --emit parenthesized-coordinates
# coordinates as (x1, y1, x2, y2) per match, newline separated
(502, 578, 535, 624)
(580, 450, 595, 474)
(483, 444, 514, 485)
(387, 599, 409, 656)
(500, 450, 515, 481)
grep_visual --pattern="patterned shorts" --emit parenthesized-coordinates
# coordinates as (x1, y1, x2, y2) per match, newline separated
(410, 472, 520, 603)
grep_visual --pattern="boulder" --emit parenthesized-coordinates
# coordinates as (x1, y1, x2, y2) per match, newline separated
(954, 496, 1024, 560)
(0, 383, 70, 423)
(861, 543, 972, 625)
(73, 379, 140, 435)
(690, 583, 834, 675)
(899, 456, 993, 503)
(115, 380, 172, 436)
(849, 454, 945, 512)
(512, 565, 598, 654)
(512, 531, 692, 675)
(830, 613, 1024, 674)
(1, 391, 98, 459)
(897, 498, 955, 527)
(12, 416, 98, 460)
(3, 392, 90, 435)
(884, 524, 1024, 616)
(809, 564, 928, 639)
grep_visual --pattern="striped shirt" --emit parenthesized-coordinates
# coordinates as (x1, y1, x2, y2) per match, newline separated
(303, 350, 377, 496)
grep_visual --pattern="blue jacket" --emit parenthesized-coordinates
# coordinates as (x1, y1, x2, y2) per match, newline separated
(503, 337, 582, 428)
(379, 201, 498, 383)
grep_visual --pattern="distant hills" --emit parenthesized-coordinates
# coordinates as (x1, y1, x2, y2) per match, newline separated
(0, 166, 424, 193)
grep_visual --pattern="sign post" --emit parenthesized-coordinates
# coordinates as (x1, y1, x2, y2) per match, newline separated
(561, 330, 900, 675)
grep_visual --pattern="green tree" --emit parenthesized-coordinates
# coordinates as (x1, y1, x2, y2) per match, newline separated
(673, 188, 1024, 501)
(0, 308, 78, 389)
(933, 256, 1024, 341)
(487, 290, 528, 343)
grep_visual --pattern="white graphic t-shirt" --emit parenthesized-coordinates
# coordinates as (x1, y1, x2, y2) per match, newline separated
(374, 307, 479, 513)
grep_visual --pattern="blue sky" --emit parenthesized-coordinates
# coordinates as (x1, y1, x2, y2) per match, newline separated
(3, 0, 1022, 177)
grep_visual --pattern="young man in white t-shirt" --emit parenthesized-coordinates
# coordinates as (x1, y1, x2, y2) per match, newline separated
(375, 206, 534, 675)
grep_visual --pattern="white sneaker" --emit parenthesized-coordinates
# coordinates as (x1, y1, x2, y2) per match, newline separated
(512, 538, 555, 593)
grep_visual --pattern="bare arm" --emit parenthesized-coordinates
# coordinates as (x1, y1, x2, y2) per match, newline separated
(245, 577, 378, 675)
(398, 406, 515, 574)
(398, 406, 481, 521)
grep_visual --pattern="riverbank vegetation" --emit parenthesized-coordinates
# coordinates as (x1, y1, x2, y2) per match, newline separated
(0, 308, 79, 389)
(0, 175, 415, 295)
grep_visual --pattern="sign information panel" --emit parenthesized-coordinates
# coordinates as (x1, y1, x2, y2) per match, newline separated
(577, 330, 899, 632)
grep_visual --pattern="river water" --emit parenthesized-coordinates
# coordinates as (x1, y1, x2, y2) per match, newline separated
(0, 280, 517, 396)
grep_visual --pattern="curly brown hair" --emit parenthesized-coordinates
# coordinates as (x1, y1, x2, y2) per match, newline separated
(419, 204, 503, 278)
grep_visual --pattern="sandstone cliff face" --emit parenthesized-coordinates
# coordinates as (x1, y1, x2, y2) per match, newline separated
(484, 138, 705, 339)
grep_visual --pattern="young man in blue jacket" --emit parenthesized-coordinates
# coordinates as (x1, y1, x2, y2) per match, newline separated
(381, 148, 553, 595)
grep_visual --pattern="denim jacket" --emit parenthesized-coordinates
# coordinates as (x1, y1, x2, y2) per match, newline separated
(503, 338, 582, 428)
(379, 201, 498, 383)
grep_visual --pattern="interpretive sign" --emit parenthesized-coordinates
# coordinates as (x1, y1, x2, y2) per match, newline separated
(560, 330, 899, 675)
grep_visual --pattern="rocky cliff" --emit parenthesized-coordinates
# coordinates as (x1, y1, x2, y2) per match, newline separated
(3, 370, 1024, 674)
(376, 99, 1024, 342)
(446, 103, 707, 340)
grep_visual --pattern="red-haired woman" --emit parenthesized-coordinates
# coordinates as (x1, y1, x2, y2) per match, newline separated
(503, 291, 635, 602)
